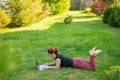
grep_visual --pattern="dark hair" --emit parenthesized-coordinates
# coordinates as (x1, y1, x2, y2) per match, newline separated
(47, 48, 60, 55)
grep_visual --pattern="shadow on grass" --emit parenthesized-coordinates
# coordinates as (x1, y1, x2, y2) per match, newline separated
(73, 15, 97, 19)
(47, 19, 106, 31)
(1, 19, 103, 35)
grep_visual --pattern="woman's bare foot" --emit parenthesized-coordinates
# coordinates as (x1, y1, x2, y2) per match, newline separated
(89, 47, 102, 56)
(94, 50, 102, 56)
(89, 47, 96, 55)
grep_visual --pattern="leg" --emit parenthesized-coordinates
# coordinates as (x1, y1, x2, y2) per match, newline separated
(73, 56, 96, 70)
(72, 47, 101, 70)
(89, 55, 96, 70)
(88, 47, 102, 70)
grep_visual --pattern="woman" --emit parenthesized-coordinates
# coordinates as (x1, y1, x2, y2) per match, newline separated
(40, 47, 101, 70)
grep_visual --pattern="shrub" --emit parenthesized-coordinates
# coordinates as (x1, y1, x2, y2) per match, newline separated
(84, 7, 92, 13)
(7, 0, 45, 27)
(102, 0, 114, 3)
(80, 0, 86, 10)
(64, 15, 73, 24)
(36, 12, 47, 22)
(108, 7, 120, 27)
(43, 0, 71, 15)
(103, 66, 120, 80)
(102, 7, 112, 23)
(70, 0, 76, 10)
(108, 0, 120, 27)
(10, 9, 37, 27)
(0, 10, 11, 28)
(70, 0, 80, 10)
(88, 0, 109, 16)
(70, 0, 85, 10)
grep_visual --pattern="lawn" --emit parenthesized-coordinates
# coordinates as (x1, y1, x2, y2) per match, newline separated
(0, 11, 120, 80)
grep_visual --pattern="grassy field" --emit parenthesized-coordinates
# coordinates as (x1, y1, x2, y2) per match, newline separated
(0, 11, 120, 80)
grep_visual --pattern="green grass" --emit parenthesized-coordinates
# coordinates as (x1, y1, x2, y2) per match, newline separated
(0, 11, 120, 80)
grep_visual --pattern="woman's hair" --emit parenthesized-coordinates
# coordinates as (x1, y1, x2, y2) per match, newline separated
(47, 48, 60, 55)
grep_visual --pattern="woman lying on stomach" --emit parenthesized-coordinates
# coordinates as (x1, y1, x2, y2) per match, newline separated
(37, 47, 101, 70)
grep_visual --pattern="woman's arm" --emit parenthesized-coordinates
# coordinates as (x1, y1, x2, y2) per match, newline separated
(45, 58, 61, 70)
(46, 61, 55, 66)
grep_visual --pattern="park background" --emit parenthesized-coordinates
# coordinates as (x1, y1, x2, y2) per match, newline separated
(0, 0, 120, 80)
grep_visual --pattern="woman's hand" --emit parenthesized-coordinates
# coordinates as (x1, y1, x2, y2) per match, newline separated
(44, 65, 49, 69)
(45, 63, 49, 66)
(43, 59, 61, 70)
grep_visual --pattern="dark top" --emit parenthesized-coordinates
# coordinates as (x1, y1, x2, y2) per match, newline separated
(55, 54, 73, 67)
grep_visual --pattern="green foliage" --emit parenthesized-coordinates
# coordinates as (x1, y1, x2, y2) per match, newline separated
(80, 0, 86, 10)
(102, 7, 112, 23)
(108, 0, 120, 27)
(43, 0, 71, 15)
(64, 15, 73, 24)
(70, 0, 85, 10)
(104, 66, 120, 80)
(42, 3, 51, 16)
(70, 0, 80, 10)
(36, 12, 47, 22)
(84, 7, 92, 13)
(0, 7, 2, 10)
(0, 10, 11, 28)
(102, 0, 114, 3)
(9, 9, 36, 27)
(7, 0, 45, 27)
(0, 40, 23, 79)
(70, 0, 76, 10)
(0, 0, 6, 10)
(0, 42, 15, 73)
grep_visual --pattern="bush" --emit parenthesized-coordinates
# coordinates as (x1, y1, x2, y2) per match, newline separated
(7, 0, 45, 27)
(36, 12, 47, 22)
(8, 9, 36, 27)
(70, 0, 85, 10)
(80, 0, 86, 10)
(70, 0, 76, 10)
(108, 7, 120, 27)
(84, 7, 92, 13)
(108, 0, 120, 27)
(88, 0, 109, 16)
(102, 7, 112, 23)
(103, 66, 120, 80)
(102, 0, 120, 27)
(70, 0, 80, 10)
(0, 10, 11, 28)
(43, 0, 71, 15)
(64, 15, 73, 24)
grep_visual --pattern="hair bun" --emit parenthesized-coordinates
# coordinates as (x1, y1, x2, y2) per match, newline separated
(47, 48, 60, 54)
